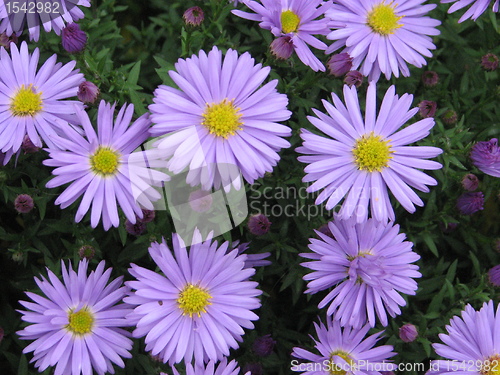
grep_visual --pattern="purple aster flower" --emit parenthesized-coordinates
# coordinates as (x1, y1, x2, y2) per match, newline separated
(291, 317, 396, 374)
(232, 241, 271, 268)
(173, 359, 251, 375)
(253, 334, 276, 357)
(232, 0, 331, 71)
(270, 36, 294, 60)
(399, 323, 418, 343)
(418, 100, 437, 119)
(125, 232, 262, 365)
(422, 71, 439, 87)
(456, 192, 484, 215)
(428, 301, 500, 374)
(326, 0, 441, 81)
(0, 0, 91, 41)
(471, 138, 500, 178)
(461, 173, 479, 191)
(14, 193, 34, 213)
(43, 101, 169, 230)
(327, 53, 353, 77)
(0, 41, 84, 165)
(183, 6, 205, 26)
(297, 83, 443, 223)
(441, 0, 499, 22)
(77, 81, 100, 104)
(149, 47, 291, 190)
(301, 216, 420, 328)
(16, 260, 134, 375)
(481, 53, 499, 71)
(247, 213, 271, 235)
(344, 71, 363, 88)
(61, 23, 87, 54)
(488, 265, 500, 286)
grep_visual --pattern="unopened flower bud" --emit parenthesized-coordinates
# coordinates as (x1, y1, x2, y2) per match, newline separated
(461, 174, 479, 191)
(481, 53, 499, 71)
(248, 214, 271, 236)
(418, 100, 437, 118)
(14, 194, 34, 213)
(399, 323, 418, 343)
(252, 334, 276, 357)
(422, 71, 439, 87)
(344, 71, 363, 88)
(183, 6, 204, 26)
(61, 23, 87, 54)
(77, 81, 100, 104)
(270, 36, 294, 60)
(78, 245, 95, 260)
(327, 53, 352, 77)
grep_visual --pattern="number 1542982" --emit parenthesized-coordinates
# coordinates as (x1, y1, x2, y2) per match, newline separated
(5, 2, 60, 14)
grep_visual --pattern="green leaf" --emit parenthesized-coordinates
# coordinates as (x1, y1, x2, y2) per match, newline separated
(127, 61, 141, 86)
(422, 233, 439, 257)
(17, 354, 28, 375)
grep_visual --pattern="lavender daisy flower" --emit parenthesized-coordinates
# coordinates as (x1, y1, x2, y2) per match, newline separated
(0, 41, 84, 165)
(172, 359, 250, 375)
(16, 260, 133, 375)
(0, 0, 91, 41)
(149, 46, 291, 190)
(44, 101, 169, 230)
(232, 0, 331, 71)
(125, 232, 262, 365)
(428, 301, 500, 374)
(326, 0, 441, 81)
(441, 0, 499, 22)
(297, 83, 443, 223)
(471, 138, 500, 178)
(301, 216, 420, 328)
(292, 317, 396, 374)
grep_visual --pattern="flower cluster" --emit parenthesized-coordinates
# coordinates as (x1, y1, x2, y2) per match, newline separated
(9, 0, 500, 374)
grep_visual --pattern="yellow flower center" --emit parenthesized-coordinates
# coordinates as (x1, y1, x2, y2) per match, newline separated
(352, 132, 393, 172)
(367, 2, 404, 35)
(329, 350, 355, 375)
(90, 147, 120, 176)
(481, 354, 500, 375)
(10, 84, 43, 117)
(177, 284, 212, 317)
(201, 99, 243, 138)
(347, 250, 372, 261)
(67, 308, 94, 335)
(281, 10, 300, 34)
